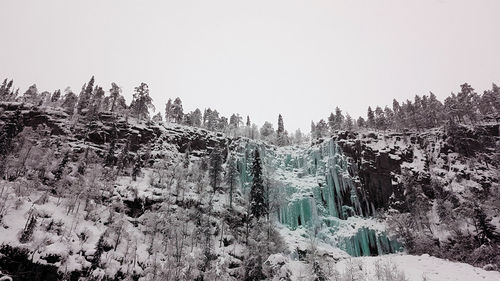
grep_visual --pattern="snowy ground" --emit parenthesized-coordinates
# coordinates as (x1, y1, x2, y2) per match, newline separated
(334, 254, 500, 281)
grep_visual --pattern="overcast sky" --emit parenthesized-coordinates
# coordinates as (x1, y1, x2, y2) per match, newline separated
(1, 0, 499, 132)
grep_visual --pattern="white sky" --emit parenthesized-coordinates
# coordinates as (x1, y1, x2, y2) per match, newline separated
(1, 0, 499, 132)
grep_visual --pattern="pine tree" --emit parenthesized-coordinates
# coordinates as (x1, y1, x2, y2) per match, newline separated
(209, 149, 223, 193)
(225, 153, 238, 208)
(130, 83, 154, 120)
(165, 98, 173, 122)
(91, 232, 107, 270)
(191, 108, 202, 127)
(53, 151, 70, 181)
(20, 213, 37, 243)
(327, 112, 335, 133)
(473, 206, 498, 244)
(61, 89, 78, 114)
(172, 97, 184, 123)
(374, 106, 386, 130)
(277, 114, 284, 134)
(334, 106, 344, 130)
(357, 117, 366, 128)
(367, 106, 375, 128)
(345, 113, 353, 131)
(315, 119, 328, 138)
(77, 76, 95, 114)
(50, 89, 61, 104)
(109, 83, 122, 112)
(88, 86, 104, 119)
(21, 84, 39, 104)
(246, 116, 251, 127)
(276, 114, 287, 146)
(250, 149, 267, 219)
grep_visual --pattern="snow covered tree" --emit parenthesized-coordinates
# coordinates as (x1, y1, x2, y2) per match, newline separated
(250, 149, 267, 219)
(209, 149, 223, 193)
(53, 151, 70, 182)
(225, 153, 238, 208)
(357, 116, 366, 128)
(375, 106, 387, 130)
(229, 114, 242, 128)
(315, 119, 328, 138)
(87, 86, 104, 119)
(276, 114, 288, 146)
(130, 82, 154, 120)
(61, 88, 78, 114)
(367, 106, 375, 128)
(334, 106, 344, 130)
(345, 113, 353, 131)
(108, 82, 122, 112)
(165, 98, 173, 122)
(327, 112, 335, 133)
(20, 84, 39, 105)
(204, 108, 219, 131)
(260, 121, 275, 141)
(246, 115, 251, 127)
(76, 76, 94, 114)
(171, 97, 183, 123)
(187, 108, 202, 127)
(0, 79, 15, 101)
(473, 206, 498, 244)
(50, 89, 61, 104)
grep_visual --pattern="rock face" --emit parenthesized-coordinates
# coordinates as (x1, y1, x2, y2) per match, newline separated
(333, 124, 499, 213)
(0, 102, 230, 158)
(333, 132, 412, 214)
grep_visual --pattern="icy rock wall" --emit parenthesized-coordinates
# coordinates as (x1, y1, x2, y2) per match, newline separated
(233, 138, 401, 257)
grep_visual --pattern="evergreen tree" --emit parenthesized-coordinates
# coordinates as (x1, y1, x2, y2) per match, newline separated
(209, 149, 223, 193)
(357, 116, 366, 128)
(225, 153, 238, 208)
(374, 106, 387, 130)
(367, 106, 375, 128)
(276, 114, 287, 146)
(130, 82, 154, 120)
(191, 108, 202, 127)
(334, 106, 344, 130)
(246, 115, 251, 127)
(20, 214, 37, 243)
(260, 122, 275, 140)
(277, 114, 284, 134)
(165, 98, 173, 122)
(88, 86, 104, 119)
(51, 89, 61, 104)
(172, 97, 184, 123)
(109, 82, 122, 112)
(345, 113, 353, 131)
(229, 114, 242, 128)
(61, 89, 78, 114)
(250, 149, 267, 219)
(473, 206, 498, 244)
(315, 119, 328, 138)
(327, 112, 335, 133)
(53, 151, 70, 181)
(76, 76, 95, 114)
(21, 84, 39, 104)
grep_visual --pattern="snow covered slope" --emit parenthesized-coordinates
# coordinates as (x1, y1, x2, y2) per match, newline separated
(334, 254, 500, 281)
